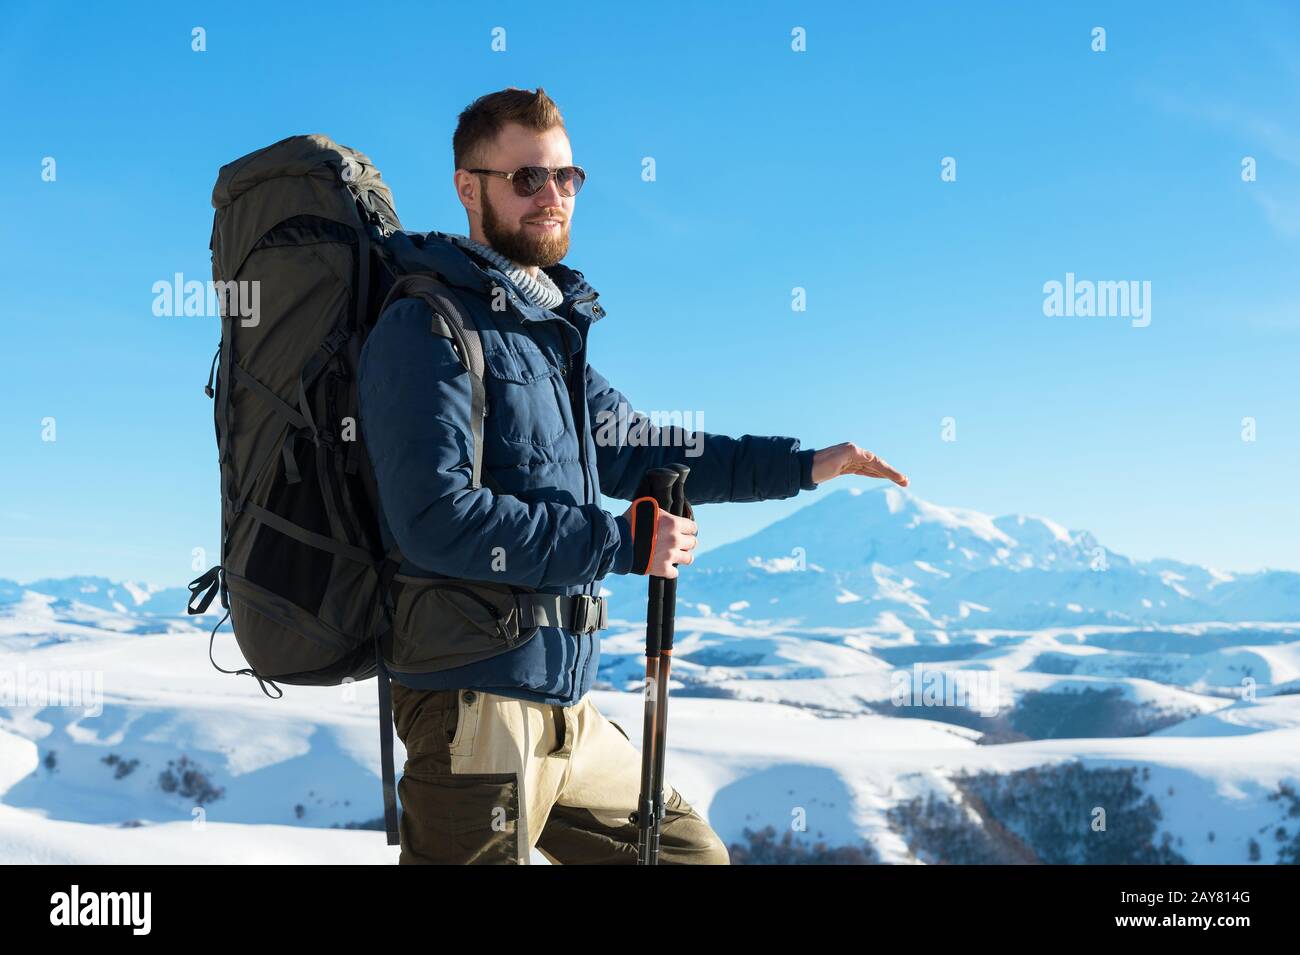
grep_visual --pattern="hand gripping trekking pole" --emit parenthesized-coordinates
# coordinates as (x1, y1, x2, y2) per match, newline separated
(630, 465, 690, 865)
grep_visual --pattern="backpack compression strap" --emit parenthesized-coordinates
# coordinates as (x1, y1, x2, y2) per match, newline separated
(374, 546, 404, 847)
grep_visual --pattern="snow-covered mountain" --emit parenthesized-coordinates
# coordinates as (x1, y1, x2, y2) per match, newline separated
(0, 575, 198, 631)
(597, 486, 1299, 631)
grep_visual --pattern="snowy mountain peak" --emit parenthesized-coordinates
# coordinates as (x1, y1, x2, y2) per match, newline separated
(995, 513, 1074, 546)
(607, 486, 1300, 630)
(704, 486, 1099, 576)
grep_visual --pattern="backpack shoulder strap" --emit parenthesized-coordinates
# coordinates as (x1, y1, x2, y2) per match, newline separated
(378, 274, 493, 491)
(371, 274, 501, 847)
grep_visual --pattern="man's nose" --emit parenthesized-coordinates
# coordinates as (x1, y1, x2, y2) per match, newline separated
(534, 173, 566, 205)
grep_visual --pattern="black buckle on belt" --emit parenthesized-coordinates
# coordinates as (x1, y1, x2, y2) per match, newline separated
(569, 594, 605, 633)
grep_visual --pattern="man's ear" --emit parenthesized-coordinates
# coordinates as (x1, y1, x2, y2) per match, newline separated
(454, 169, 479, 215)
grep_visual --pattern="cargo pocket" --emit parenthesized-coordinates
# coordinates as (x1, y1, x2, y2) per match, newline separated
(390, 683, 460, 764)
(397, 769, 520, 864)
(385, 576, 541, 674)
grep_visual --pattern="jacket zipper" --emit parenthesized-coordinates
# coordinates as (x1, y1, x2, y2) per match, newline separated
(565, 293, 597, 513)
(564, 294, 599, 621)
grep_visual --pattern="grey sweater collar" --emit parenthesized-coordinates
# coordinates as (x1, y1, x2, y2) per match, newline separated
(447, 233, 565, 311)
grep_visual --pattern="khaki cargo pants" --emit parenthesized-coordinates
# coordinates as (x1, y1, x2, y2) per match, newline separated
(389, 679, 731, 864)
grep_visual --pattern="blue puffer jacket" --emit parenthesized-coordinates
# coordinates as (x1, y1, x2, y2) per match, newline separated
(358, 231, 818, 706)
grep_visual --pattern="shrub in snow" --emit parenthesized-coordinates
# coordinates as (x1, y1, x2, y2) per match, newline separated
(157, 755, 224, 805)
(727, 825, 881, 864)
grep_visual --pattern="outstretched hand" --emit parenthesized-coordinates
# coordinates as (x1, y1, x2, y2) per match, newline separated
(811, 442, 909, 487)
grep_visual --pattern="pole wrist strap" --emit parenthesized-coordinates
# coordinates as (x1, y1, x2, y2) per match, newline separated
(628, 495, 660, 575)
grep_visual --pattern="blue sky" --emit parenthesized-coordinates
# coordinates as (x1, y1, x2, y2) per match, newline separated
(1, 0, 1297, 585)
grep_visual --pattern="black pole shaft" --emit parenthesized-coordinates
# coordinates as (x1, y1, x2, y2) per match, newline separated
(649, 463, 689, 865)
(635, 467, 680, 865)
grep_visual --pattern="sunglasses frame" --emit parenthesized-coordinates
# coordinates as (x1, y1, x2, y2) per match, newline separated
(466, 164, 586, 197)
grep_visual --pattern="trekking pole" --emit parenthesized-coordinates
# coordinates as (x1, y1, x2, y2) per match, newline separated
(632, 466, 683, 865)
(648, 463, 690, 865)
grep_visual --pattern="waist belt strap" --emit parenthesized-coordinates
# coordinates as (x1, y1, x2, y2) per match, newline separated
(516, 593, 608, 633)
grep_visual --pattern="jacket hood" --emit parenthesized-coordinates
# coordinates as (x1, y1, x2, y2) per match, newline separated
(541, 261, 598, 303)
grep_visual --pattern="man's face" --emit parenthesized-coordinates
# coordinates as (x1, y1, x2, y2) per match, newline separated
(460, 122, 575, 267)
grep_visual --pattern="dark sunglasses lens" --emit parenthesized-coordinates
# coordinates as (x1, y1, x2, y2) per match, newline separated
(558, 166, 585, 196)
(514, 166, 551, 196)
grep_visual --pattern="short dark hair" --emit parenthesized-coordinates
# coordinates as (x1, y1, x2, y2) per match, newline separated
(453, 87, 566, 171)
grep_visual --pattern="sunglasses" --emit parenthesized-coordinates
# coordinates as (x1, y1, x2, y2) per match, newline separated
(466, 164, 586, 197)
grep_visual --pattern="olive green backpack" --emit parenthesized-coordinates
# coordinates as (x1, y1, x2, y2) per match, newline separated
(185, 134, 493, 844)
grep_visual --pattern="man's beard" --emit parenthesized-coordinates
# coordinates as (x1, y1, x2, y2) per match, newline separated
(480, 189, 569, 268)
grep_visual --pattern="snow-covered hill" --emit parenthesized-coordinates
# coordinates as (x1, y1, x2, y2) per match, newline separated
(1, 486, 1297, 863)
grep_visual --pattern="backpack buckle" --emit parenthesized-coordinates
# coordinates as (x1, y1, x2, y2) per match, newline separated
(569, 595, 606, 633)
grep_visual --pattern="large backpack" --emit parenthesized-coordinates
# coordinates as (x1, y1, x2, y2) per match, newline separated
(185, 134, 494, 844)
